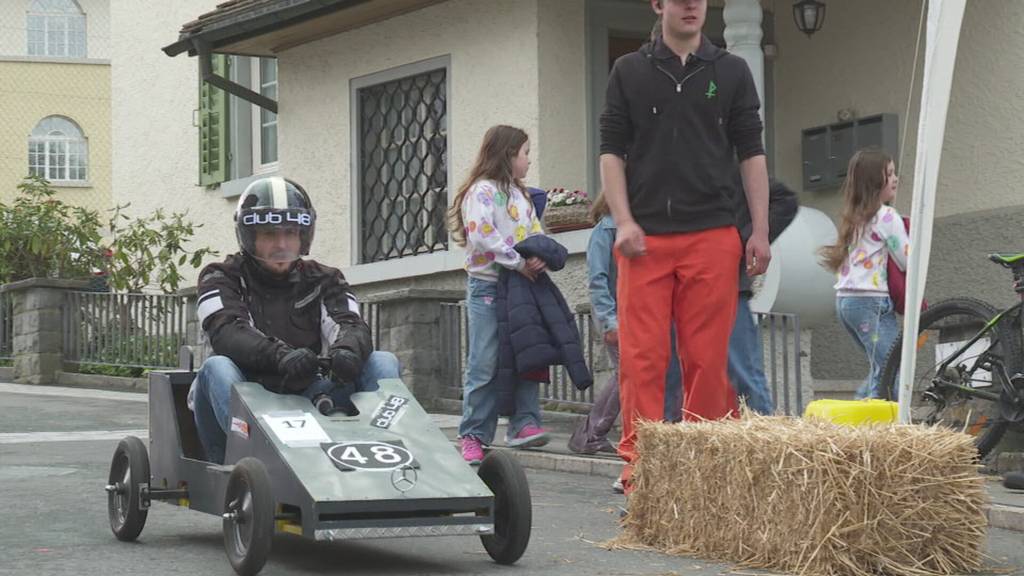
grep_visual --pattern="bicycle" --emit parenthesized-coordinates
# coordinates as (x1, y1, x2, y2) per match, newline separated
(880, 252, 1024, 458)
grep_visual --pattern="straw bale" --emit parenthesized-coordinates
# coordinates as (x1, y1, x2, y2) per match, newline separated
(615, 415, 988, 576)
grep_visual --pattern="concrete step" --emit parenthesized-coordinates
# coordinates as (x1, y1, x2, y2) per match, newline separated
(812, 379, 861, 401)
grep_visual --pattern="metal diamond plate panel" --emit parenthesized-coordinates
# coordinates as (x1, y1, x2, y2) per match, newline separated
(315, 523, 493, 541)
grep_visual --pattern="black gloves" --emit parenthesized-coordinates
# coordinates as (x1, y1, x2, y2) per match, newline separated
(278, 347, 319, 391)
(331, 349, 363, 382)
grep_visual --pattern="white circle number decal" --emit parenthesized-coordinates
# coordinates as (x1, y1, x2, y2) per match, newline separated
(326, 442, 414, 471)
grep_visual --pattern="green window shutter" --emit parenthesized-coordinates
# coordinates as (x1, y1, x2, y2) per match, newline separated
(199, 54, 229, 186)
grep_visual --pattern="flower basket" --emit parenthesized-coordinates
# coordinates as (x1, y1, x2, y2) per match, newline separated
(542, 188, 592, 233)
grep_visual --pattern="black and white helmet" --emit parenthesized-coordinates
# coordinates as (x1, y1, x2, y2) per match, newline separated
(234, 176, 316, 263)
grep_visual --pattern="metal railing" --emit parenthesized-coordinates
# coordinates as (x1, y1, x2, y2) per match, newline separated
(755, 312, 805, 416)
(0, 292, 12, 361)
(359, 301, 381, 349)
(62, 291, 192, 369)
(439, 301, 597, 407)
(439, 301, 806, 415)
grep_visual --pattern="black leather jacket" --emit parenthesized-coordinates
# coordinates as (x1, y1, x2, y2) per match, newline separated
(196, 253, 372, 391)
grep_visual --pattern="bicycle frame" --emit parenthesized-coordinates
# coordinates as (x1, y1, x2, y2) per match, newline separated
(929, 300, 1023, 403)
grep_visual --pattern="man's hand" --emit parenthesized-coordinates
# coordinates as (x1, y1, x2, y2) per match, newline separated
(745, 229, 771, 276)
(331, 348, 363, 382)
(614, 220, 647, 259)
(278, 348, 319, 390)
(603, 329, 619, 347)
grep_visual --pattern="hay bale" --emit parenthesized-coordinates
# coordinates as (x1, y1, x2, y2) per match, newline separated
(615, 415, 988, 576)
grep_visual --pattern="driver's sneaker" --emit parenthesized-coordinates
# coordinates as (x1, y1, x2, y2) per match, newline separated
(460, 436, 484, 465)
(508, 424, 550, 449)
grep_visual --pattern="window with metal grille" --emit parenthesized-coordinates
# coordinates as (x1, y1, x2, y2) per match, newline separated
(354, 61, 449, 264)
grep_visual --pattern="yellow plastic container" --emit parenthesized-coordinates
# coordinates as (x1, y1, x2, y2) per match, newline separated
(803, 399, 898, 426)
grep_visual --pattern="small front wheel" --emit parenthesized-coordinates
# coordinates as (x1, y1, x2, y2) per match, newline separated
(223, 458, 275, 576)
(477, 451, 532, 565)
(107, 436, 150, 542)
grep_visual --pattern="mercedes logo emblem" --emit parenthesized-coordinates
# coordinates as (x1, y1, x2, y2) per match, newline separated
(390, 464, 418, 493)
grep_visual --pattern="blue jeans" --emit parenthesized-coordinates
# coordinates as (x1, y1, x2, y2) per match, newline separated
(836, 296, 900, 399)
(193, 351, 400, 463)
(664, 329, 683, 421)
(569, 337, 683, 451)
(728, 296, 774, 415)
(459, 277, 542, 445)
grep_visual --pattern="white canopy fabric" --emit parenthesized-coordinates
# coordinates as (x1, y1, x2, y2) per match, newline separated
(897, 0, 969, 423)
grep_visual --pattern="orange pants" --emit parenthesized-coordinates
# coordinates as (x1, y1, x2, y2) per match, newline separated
(616, 226, 741, 486)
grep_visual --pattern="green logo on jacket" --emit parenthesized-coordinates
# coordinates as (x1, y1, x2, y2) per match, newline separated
(705, 80, 717, 99)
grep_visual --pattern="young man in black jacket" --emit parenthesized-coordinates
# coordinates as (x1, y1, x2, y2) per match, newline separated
(599, 0, 771, 490)
(189, 176, 399, 463)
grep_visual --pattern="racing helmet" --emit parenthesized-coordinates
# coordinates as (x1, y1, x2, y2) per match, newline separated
(234, 176, 316, 263)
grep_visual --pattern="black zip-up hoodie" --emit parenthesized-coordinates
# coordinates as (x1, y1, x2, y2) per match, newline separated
(600, 35, 764, 235)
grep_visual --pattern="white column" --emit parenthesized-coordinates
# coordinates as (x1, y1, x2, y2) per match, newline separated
(723, 0, 765, 122)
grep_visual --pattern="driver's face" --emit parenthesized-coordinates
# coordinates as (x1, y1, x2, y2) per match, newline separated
(253, 228, 301, 274)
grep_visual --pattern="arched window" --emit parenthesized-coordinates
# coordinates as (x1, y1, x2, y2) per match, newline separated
(27, 0, 87, 58)
(28, 116, 88, 182)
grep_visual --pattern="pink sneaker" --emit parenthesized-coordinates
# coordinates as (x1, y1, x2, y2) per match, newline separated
(508, 424, 550, 449)
(460, 436, 484, 465)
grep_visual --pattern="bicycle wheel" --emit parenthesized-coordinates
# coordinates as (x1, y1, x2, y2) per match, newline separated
(880, 297, 1021, 458)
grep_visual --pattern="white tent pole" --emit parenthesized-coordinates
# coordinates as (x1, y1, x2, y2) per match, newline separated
(898, 0, 969, 423)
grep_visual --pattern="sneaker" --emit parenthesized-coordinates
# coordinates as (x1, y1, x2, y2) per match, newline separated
(507, 424, 550, 449)
(568, 436, 617, 456)
(460, 436, 484, 465)
(612, 478, 624, 494)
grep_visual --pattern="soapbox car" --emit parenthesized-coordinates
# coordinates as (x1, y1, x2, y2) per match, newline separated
(105, 354, 531, 576)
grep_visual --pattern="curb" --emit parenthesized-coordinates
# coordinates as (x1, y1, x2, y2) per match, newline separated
(988, 504, 1024, 533)
(489, 445, 620, 480)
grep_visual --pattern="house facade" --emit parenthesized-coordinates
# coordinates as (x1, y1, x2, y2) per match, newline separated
(0, 0, 111, 211)
(111, 0, 1024, 399)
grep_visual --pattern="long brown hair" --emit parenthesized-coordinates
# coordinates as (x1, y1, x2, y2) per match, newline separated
(447, 125, 529, 247)
(819, 147, 894, 272)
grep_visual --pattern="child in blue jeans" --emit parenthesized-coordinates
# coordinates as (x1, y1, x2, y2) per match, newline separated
(447, 125, 551, 464)
(820, 148, 909, 399)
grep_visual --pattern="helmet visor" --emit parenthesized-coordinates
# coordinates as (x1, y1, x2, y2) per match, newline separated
(237, 208, 314, 263)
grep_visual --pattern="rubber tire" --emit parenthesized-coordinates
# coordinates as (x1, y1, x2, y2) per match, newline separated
(477, 450, 532, 565)
(223, 458, 274, 576)
(108, 435, 150, 542)
(881, 297, 1019, 458)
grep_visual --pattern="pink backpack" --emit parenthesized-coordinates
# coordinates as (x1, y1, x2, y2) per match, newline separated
(886, 216, 927, 315)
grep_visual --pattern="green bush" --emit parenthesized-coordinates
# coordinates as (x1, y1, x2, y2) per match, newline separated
(73, 363, 146, 378)
(0, 176, 104, 284)
(0, 177, 217, 294)
(105, 204, 218, 294)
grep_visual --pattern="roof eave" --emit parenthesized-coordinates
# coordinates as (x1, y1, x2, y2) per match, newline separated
(162, 0, 367, 58)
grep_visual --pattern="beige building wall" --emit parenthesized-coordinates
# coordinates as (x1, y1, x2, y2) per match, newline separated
(537, 0, 588, 195)
(110, 0, 238, 270)
(0, 0, 110, 60)
(0, 0, 112, 211)
(281, 0, 540, 269)
(277, 0, 595, 305)
(771, 0, 1024, 380)
(774, 0, 1024, 240)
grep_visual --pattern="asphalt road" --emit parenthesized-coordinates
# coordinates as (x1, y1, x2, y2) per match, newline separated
(1, 385, 1021, 576)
